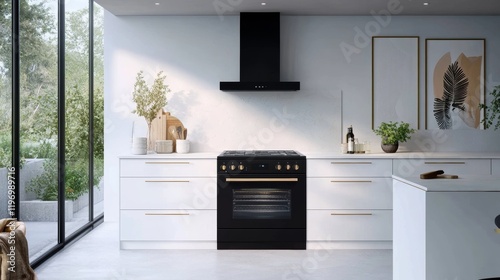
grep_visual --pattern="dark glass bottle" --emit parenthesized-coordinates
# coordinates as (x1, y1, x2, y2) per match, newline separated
(346, 126, 355, 154)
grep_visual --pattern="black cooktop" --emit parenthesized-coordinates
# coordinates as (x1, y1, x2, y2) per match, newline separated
(220, 150, 304, 157)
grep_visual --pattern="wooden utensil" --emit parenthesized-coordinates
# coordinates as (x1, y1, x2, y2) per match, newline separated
(169, 126, 178, 139)
(176, 126, 183, 140)
(420, 170, 458, 179)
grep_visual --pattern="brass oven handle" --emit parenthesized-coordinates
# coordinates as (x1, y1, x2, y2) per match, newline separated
(225, 178, 299, 182)
(330, 180, 373, 183)
(331, 213, 373, 216)
(331, 162, 372, 165)
(424, 161, 466, 164)
(145, 213, 190, 216)
(145, 180, 190, 183)
(145, 161, 190, 164)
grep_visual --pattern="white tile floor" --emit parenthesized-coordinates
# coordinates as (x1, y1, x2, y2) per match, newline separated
(35, 222, 392, 280)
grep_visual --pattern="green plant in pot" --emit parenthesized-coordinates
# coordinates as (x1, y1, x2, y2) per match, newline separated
(373, 121, 415, 153)
(479, 85, 500, 130)
(132, 70, 170, 152)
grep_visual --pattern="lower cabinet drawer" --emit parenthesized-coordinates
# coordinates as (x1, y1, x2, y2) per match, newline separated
(120, 210, 216, 241)
(120, 158, 216, 177)
(120, 178, 216, 210)
(308, 159, 392, 177)
(307, 210, 392, 241)
(393, 159, 491, 176)
(307, 178, 392, 209)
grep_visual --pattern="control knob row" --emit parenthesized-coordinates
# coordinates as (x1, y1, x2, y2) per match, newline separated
(220, 164, 244, 171)
(275, 164, 300, 171)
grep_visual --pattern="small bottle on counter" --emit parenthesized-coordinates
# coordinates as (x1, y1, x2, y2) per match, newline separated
(346, 125, 355, 154)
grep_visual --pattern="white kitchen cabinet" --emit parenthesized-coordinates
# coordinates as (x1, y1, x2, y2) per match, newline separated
(307, 210, 392, 241)
(493, 159, 500, 175)
(120, 158, 216, 177)
(120, 210, 216, 241)
(307, 158, 392, 249)
(307, 177, 392, 209)
(119, 155, 217, 249)
(393, 176, 500, 280)
(120, 177, 216, 210)
(308, 159, 392, 177)
(393, 158, 491, 177)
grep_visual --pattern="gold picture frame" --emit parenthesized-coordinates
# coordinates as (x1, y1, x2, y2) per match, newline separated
(425, 38, 485, 129)
(372, 36, 420, 130)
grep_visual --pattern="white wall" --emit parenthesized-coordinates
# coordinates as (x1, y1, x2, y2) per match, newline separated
(104, 13, 500, 221)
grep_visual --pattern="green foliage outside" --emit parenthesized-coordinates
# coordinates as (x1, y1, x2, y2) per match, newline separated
(373, 121, 416, 145)
(0, 2, 105, 201)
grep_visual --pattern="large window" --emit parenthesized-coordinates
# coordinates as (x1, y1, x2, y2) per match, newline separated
(65, 0, 91, 237)
(0, 1, 13, 220)
(93, 3, 104, 219)
(1, 0, 104, 266)
(19, 0, 59, 260)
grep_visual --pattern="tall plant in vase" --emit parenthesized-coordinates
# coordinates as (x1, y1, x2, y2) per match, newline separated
(132, 70, 170, 152)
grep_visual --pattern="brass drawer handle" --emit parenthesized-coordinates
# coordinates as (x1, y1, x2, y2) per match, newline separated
(145, 180, 190, 183)
(331, 162, 372, 165)
(331, 213, 373, 216)
(145, 213, 190, 216)
(330, 180, 373, 183)
(424, 161, 465, 164)
(145, 161, 190, 164)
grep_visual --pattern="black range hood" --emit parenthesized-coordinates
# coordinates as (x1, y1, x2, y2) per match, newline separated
(220, 12, 300, 91)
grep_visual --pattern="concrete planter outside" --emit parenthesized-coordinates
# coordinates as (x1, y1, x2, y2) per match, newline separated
(20, 200, 74, 222)
(1, 159, 105, 221)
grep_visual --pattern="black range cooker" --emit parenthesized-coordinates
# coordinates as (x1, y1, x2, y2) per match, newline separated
(217, 150, 306, 249)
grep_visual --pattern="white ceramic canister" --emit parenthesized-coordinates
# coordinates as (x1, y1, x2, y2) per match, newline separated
(175, 140, 190, 153)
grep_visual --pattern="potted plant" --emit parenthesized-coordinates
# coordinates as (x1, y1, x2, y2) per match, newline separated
(373, 121, 415, 153)
(479, 85, 500, 130)
(132, 70, 170, 152)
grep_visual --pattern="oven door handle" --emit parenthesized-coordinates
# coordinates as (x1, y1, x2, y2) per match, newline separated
(225, 178, 299, 182)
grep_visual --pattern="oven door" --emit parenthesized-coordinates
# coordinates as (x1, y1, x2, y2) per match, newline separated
(217, 174, 306, 229)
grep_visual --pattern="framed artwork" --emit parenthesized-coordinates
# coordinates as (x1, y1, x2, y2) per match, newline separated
(425, 39, 485, 129)
(372, 36, 419, 130)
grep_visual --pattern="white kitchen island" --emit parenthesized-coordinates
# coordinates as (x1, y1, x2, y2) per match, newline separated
(392, 175, 500, 280)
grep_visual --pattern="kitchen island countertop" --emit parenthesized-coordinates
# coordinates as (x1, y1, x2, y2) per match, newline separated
(392, 175, 500, 192)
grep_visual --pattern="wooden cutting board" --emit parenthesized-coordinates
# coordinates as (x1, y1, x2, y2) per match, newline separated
(150, 110, 187, 152)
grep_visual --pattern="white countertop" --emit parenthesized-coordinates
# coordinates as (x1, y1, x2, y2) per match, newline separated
(119, 151, 500, 160)
(392, 175, 500, 192)
(305, 151, 500, 159)
(119, 152, 218, 159)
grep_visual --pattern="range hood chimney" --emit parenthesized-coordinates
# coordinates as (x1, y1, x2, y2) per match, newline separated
(220, 12, 300, 91)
